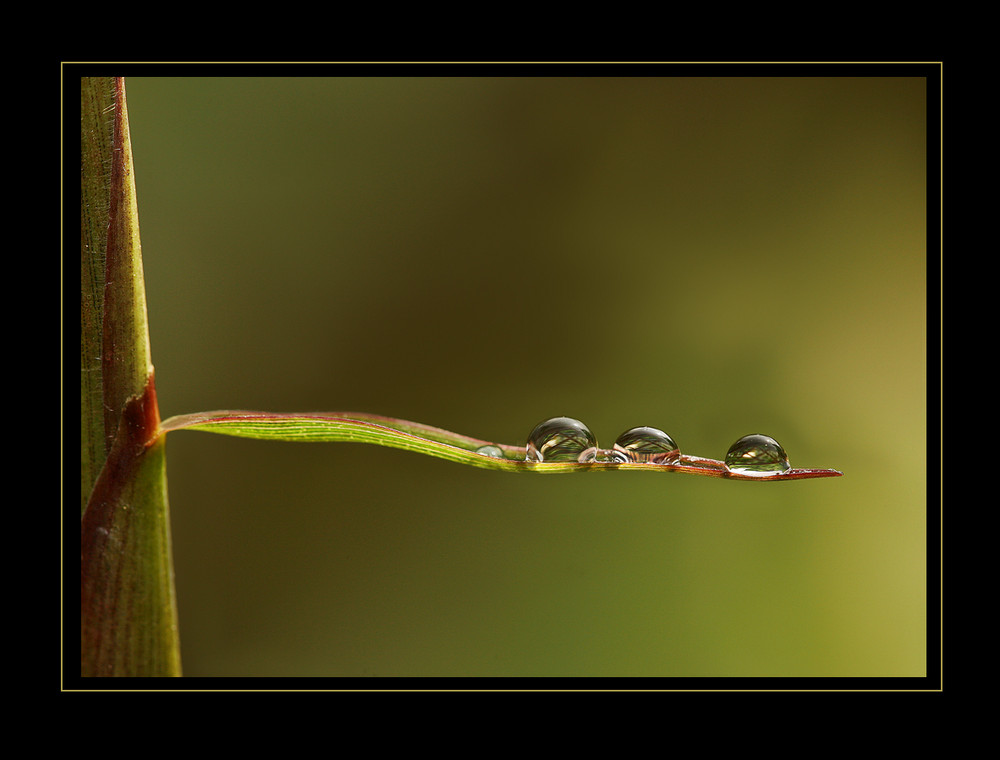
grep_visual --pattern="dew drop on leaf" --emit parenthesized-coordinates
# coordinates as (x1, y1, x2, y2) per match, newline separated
(613, 426, 680, 464)
(724, 434, 791, 475)
(525, 417, 597, 463)
(474, 444, 506, 458)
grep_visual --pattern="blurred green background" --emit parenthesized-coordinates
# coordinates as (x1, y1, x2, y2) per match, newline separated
(124, 74, 928, 677)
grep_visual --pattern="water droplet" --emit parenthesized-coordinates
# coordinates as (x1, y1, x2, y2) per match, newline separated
(474, 444, 506, 459)
(613, 426, 680, 464)
(526, 417, 597, 463)
(724, 434, 790, 475)
(578, 447, 628, 463)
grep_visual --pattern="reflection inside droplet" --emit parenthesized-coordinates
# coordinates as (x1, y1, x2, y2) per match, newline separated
(724, 434, 791, 475)
(525, 417, 597, 463)
(578, 447, 628, 463)
(613, 426, 680, 464)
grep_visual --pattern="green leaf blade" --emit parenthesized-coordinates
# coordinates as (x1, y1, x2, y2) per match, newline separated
(162, 410, 530, 472)
(160, 411, 842, 480)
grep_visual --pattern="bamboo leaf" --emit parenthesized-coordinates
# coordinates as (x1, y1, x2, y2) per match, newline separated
(162, 410, 533, 472)
(161, 410, 842, 480)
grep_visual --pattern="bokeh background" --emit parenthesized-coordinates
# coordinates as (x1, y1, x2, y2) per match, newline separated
(124, 73, 929, 677)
